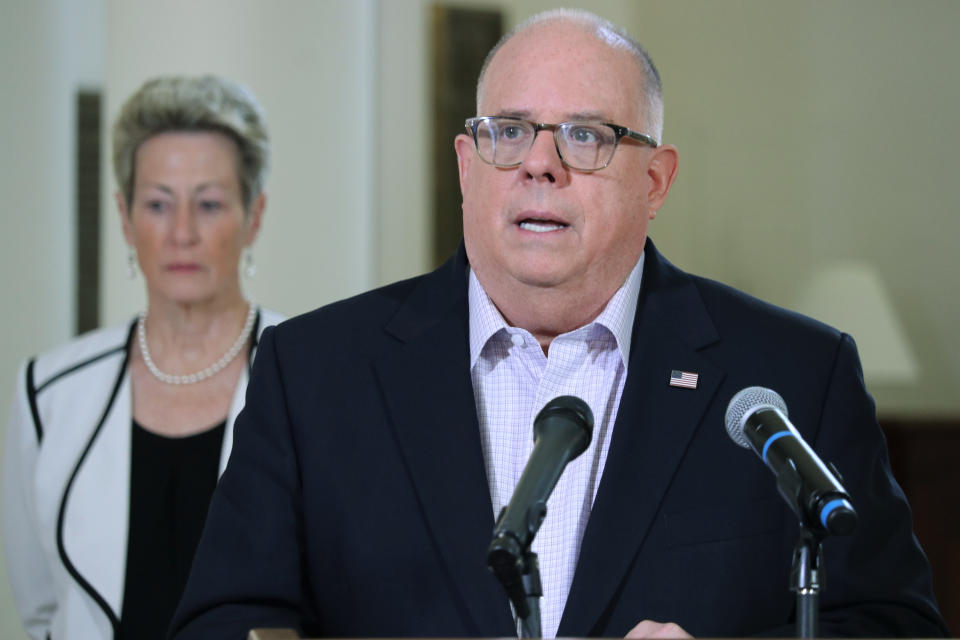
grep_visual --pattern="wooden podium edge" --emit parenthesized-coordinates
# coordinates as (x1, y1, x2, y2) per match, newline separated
(248, 629, 300, 640)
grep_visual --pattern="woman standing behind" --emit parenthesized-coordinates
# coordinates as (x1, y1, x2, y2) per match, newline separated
(2, 75, 284, 639)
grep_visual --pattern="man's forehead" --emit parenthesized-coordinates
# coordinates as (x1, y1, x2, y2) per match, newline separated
(481, 66, 638, 124)
(480, 22, 641, 115)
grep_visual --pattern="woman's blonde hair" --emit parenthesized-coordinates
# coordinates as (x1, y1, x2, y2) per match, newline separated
(112, 75, 269, 211)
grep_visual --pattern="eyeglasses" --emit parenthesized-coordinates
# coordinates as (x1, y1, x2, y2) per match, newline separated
(465, 116, 658, 172)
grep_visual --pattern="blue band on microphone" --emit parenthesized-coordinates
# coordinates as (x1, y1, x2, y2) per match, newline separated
(820, 498, 848, 529)
(761, 430, 793, 464)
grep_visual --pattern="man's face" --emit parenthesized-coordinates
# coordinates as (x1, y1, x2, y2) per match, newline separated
(455, 23, 674, 308)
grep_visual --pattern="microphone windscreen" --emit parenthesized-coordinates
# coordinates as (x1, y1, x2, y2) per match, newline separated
(538, 395, 594, 428)
(535, 395, 594, 456)
(724, 386, 788, 448)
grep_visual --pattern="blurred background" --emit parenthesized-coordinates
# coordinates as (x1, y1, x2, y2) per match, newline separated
(1, 1, 958, 637)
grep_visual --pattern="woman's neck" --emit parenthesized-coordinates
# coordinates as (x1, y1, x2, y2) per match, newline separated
(140, 292, 252, 370)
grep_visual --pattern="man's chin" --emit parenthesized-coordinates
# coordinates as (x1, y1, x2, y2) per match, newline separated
(511, 268, 574, 291)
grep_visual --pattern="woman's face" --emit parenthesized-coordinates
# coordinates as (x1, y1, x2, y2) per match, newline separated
(119, 131, 263, 308)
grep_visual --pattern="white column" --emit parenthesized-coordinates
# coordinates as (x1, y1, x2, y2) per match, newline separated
(0, 3, 105, 636)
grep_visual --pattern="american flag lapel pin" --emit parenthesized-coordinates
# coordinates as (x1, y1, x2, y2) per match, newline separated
(669, 369, 699, 389)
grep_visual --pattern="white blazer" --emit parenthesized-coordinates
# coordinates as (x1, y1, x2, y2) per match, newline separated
(2, 308, 284, 640)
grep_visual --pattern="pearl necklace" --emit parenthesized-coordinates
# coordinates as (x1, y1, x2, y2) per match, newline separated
(137, 302, 257, 385)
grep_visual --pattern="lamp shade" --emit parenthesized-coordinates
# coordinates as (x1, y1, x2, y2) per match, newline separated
(793, 263, 919, 385)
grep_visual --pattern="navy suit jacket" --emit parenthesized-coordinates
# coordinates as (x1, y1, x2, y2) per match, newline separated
(171, 240, 947, 639)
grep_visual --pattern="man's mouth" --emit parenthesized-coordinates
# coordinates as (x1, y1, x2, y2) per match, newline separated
(518, 218, 568, 233)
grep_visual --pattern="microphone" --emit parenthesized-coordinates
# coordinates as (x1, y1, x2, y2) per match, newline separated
(487, 395, 594, 618)
(724, 386, 858, 537)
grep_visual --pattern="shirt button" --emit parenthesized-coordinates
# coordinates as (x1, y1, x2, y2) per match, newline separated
(511, 334, 525, 348)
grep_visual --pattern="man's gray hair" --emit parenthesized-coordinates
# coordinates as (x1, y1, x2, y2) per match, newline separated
(112, 75, 270, 211)
(475, 8, 664, 142)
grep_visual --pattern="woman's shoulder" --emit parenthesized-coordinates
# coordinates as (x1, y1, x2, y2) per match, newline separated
(30, 321, 133, 391)
(257, 307, 286, 333)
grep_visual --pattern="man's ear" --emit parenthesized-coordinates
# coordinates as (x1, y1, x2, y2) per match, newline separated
(454, 134, 476, 196)
(645, 144, 679, 215)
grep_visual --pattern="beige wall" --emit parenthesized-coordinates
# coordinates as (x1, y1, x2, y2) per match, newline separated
(1, 1, 959, 637)
(102, 0, 379, 323)
(379, 0, 960, 415)
(627, 0, 960, 415)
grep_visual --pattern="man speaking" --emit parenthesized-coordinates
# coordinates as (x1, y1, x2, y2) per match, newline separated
(172, 9, 947, 638)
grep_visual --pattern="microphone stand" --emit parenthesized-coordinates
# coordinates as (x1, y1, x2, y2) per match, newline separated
(488, 530, 543, 638)
(771, 448, 850, 638)
(486, 396, 594, 638)
(517, 549, 543, 639)
(791, 525, 824, 639)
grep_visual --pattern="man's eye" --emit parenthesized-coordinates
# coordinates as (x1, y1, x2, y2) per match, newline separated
(569, 127, 600, 144)
(145, 200, 169, 213)
(498, 122, 533, 142)
(198, 200, 223, 212)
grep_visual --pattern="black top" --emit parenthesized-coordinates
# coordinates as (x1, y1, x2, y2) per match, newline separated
(117, 419, 226, 640)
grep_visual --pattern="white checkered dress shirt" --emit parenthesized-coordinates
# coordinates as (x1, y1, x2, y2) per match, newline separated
(468, 254, 644, 638)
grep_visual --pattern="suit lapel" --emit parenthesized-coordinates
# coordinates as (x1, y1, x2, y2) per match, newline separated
(559, 244, 726, 636)
(372, 249, 515, 636)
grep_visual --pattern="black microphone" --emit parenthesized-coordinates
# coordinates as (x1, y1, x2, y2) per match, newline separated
(487, 395, 593, 617)
(724, 386, 858, 537)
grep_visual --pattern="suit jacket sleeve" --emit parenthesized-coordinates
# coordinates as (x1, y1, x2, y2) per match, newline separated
(2, 360, 57, 640)
(805, 334, 947, 637)
(719, 332, 948, 638)
(171, 326, 312, 639)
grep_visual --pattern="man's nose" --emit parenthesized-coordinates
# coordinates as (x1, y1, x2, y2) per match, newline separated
(519, 130, 567, 184)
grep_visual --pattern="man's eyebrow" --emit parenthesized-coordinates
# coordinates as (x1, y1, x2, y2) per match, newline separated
(491, 109, 612, 122)
(495, 110, 532, 119)
(567, 111, 608, 122)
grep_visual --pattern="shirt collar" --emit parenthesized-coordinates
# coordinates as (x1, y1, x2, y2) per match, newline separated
(468, 269, 510, 369)
(592, 252, 644, 366)
(468, 252, 645, 368)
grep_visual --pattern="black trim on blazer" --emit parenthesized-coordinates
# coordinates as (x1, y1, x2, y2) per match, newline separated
(26, 358, 43, 444)
(35, 344, 128, 395)
(54, 321, 135, 635)
(247, 308, 262, 377)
